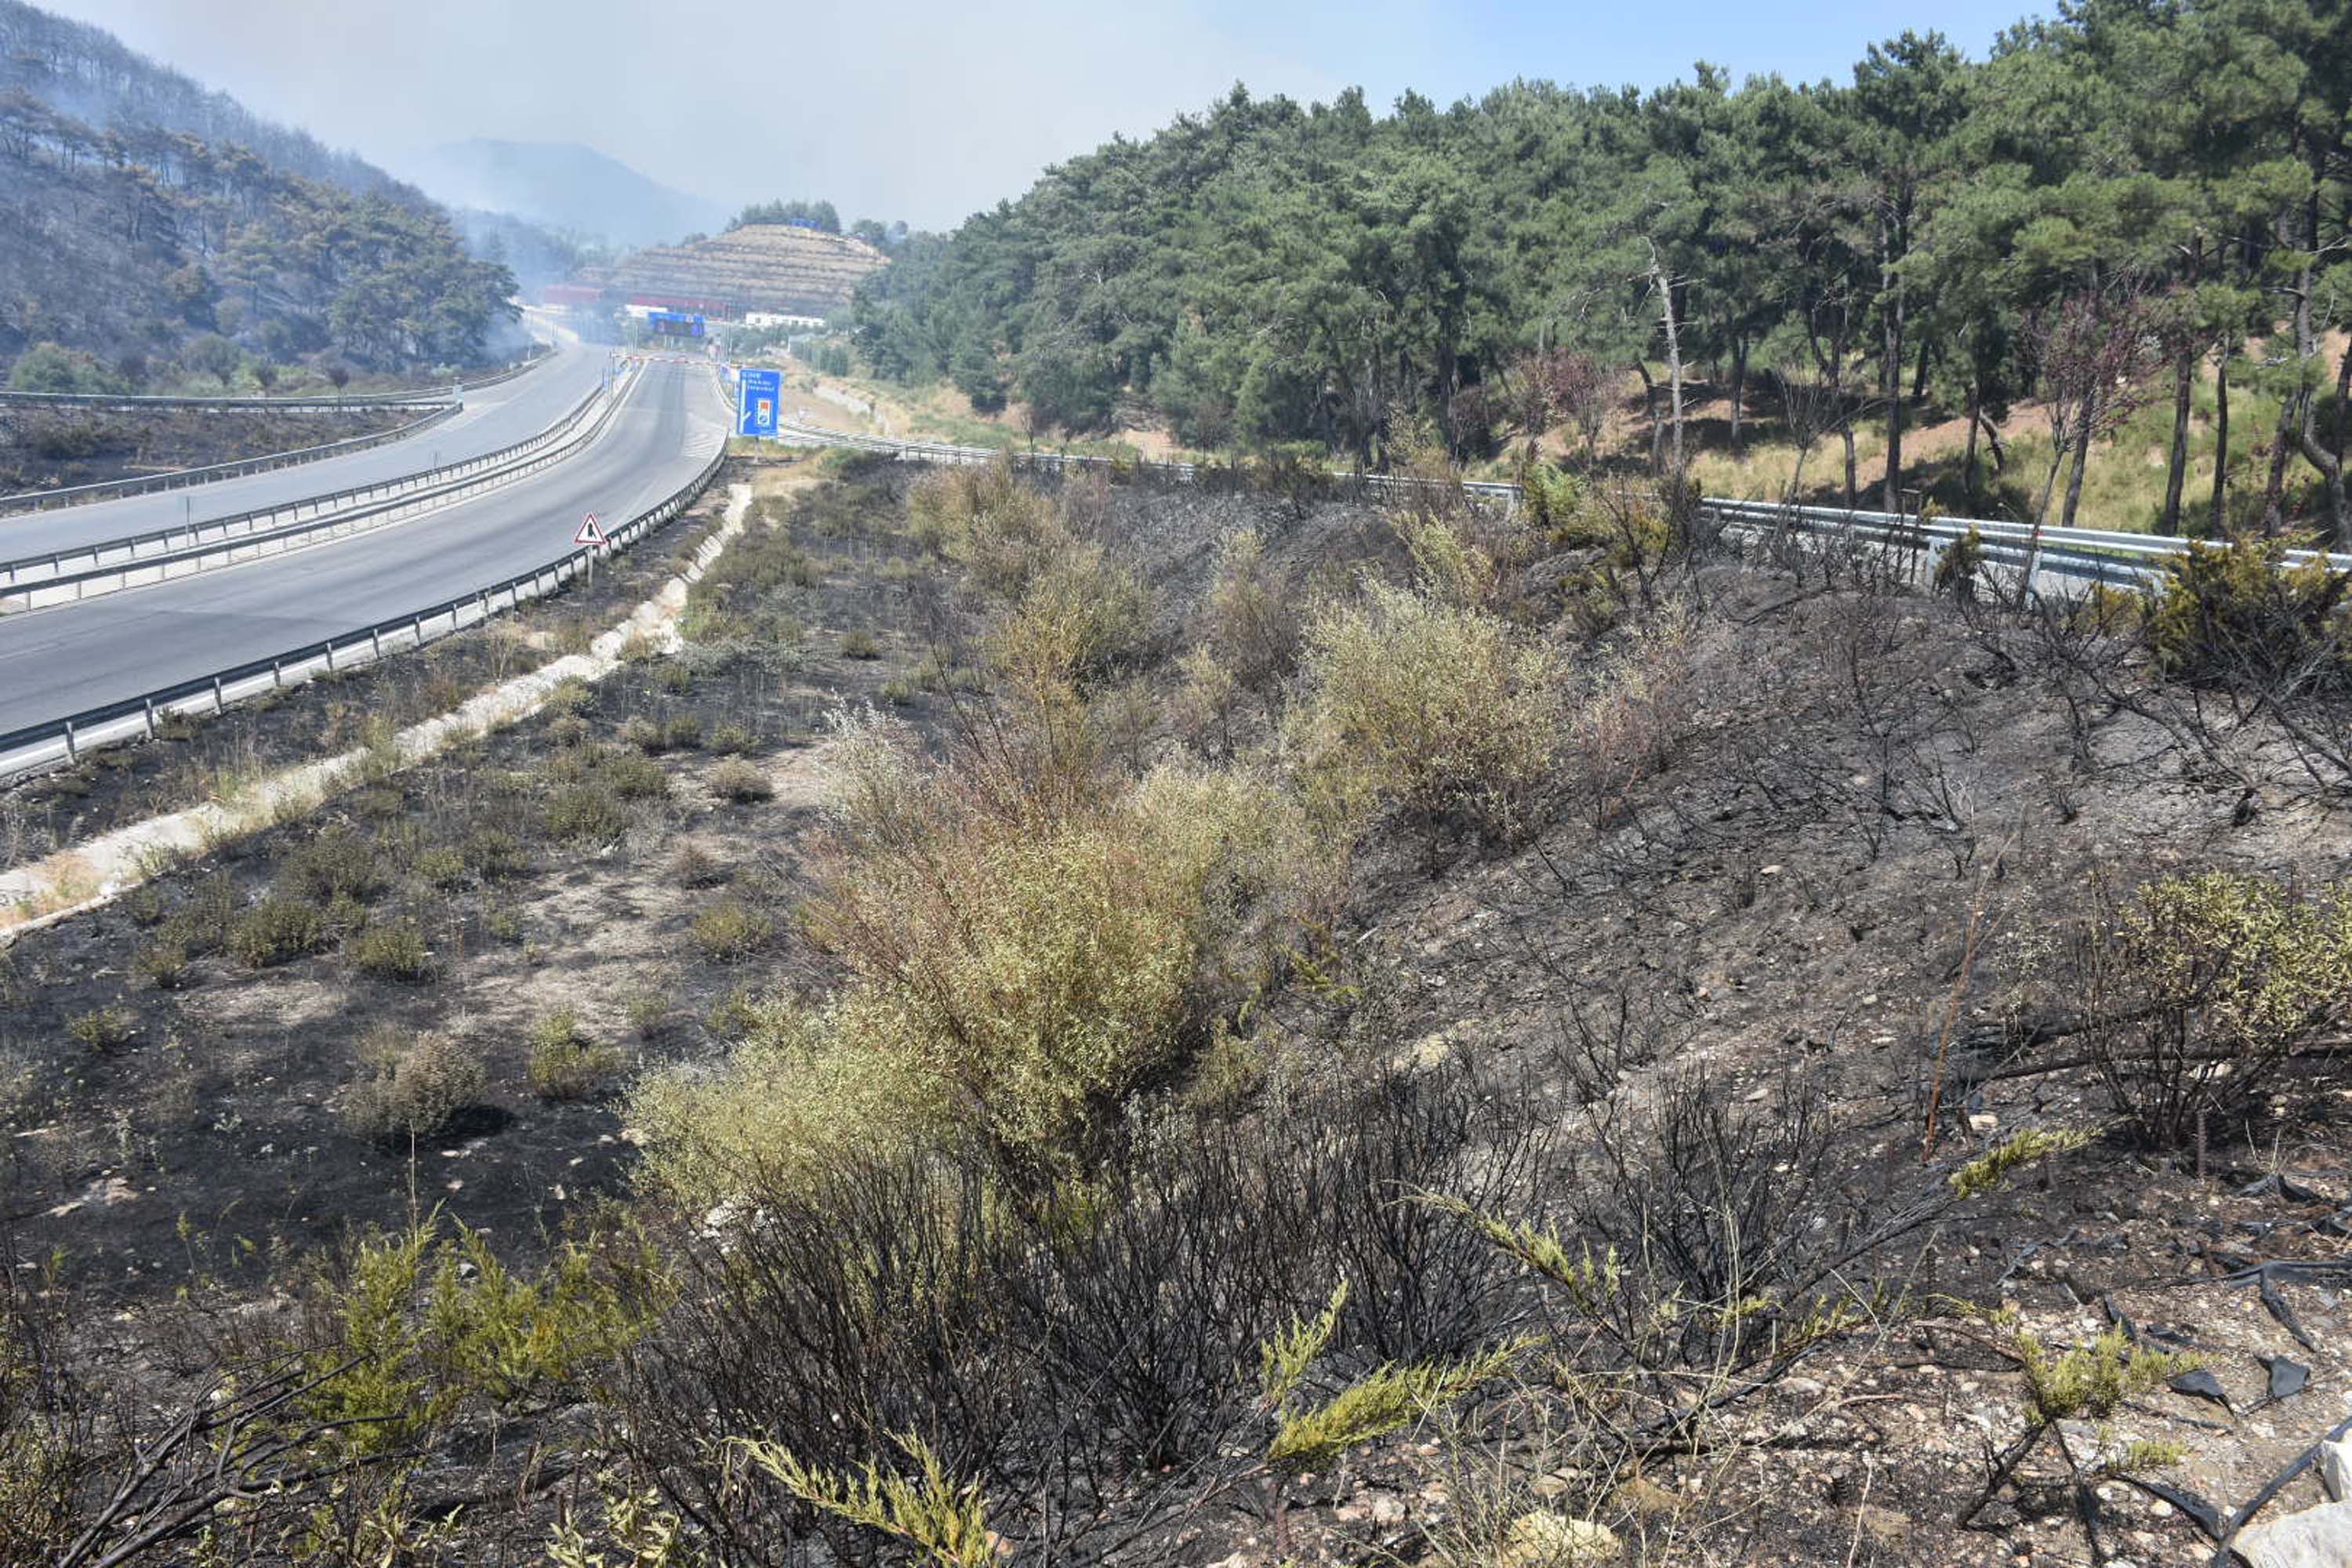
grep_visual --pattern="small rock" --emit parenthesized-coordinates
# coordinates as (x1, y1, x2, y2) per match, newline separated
(2321, 1438, 2352, 1502)
(1857, 1505, 1911, 1548)
(1370, 1494, 1406, 1526)
(2235, 1501, 2352, 1568)
(1611, 1475, 1679, 1518)
(1497, 1513, 1619, 1567)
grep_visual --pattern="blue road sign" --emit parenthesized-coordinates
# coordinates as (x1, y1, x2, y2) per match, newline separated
(737, 367, 782, 437)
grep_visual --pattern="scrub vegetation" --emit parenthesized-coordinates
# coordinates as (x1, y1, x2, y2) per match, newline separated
(2, 443, 2350, 1565)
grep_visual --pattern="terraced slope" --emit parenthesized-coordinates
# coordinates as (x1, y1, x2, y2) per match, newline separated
(579, 225, 887, 319)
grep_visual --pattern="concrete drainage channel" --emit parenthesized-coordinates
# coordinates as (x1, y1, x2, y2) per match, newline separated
(0, 362, 641, 610)
(0, 482, 754, 942)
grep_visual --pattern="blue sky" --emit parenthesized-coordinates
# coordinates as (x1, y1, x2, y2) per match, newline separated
(51, 0, 2043, 229)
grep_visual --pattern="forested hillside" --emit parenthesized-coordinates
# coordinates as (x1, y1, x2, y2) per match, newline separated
(0, 2, 517, 384)
(853, 0, 2351, 539)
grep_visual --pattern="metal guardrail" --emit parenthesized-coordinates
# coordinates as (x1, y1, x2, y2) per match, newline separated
(0, 400, 462, 516)
(0, 347, 552, 413)
(0, 349, 567, 516)
(0, 436, 726, 782)
(0, 367, 634, 604)
(775, 419, 2352, 593)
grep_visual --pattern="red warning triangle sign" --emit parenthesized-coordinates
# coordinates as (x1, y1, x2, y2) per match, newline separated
(575, 513, 607, 546)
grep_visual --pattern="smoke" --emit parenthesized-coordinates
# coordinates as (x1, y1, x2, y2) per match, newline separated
(37, 0, 2026, 233)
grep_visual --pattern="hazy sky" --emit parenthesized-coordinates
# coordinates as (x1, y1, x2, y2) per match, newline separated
(48, 0, 2037, 230)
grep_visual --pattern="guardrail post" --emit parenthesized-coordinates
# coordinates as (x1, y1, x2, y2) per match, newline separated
(143, 698, 156, 739)
(271, 660, 281, 690)
(370, 627, 383, 661)
(62, 719, 75, 763)
(412, 613, 424, 645)
(324, 641, 336, 673)
(212, 676, 225, 714)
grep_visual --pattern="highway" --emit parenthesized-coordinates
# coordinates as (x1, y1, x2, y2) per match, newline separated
(0, 338, 615, 561)
(0, 358, 725, 739)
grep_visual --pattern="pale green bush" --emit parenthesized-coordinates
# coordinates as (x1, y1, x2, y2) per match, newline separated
(1287, 579, 1566, 842)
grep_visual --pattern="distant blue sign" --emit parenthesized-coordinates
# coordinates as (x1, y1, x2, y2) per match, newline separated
(737, 367, 782, 437)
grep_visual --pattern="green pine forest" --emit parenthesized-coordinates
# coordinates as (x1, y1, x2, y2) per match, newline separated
(850, 0, 2352, 543)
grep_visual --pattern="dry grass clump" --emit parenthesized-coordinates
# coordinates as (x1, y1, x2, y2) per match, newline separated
(667, 840, 728, 887)
(341, 1025, 484, 1145)
(708, 759, 773, 803)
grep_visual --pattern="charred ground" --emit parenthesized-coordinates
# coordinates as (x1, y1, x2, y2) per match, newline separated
(2, 454, 2350, 1566)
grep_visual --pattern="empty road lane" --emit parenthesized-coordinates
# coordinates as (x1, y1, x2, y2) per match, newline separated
(0, 359, 725, 738)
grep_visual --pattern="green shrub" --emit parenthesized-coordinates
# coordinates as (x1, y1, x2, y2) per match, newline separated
(705, 985, 761, 1042)
(351, 920, 434, 982)
(293, 1218, 647, 1455)
(281, 829, 384, 902)
(230, 896, 329, 967)
(1287, 579, 1566, 841)
(136, 933, 190, 989)
(414, 846, 470, 890)
(546, 784, 627, 843)
(710, 721, 753, 754)
(619, 714, 663, 753)
(545, 677, 597, 717)
(2083, 871, 2352, 1146)
(526, 1007, 626, 1101)
(623, 988, 674, 1039)
(464, 827, 528, 880)
(709, 759, 773, 802)
(341, 1025, 483, 1145)
(2148, 539, 2351, 690)
(635, 727, 1327, 1197)
(601, 751, 671, 800)
(840, 628, 882, 660)
(691, 899, 774, 962)
(664, 714, 705, 751)
(65, 1005, 135, 1050)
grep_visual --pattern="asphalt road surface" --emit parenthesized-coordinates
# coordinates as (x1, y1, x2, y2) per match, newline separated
(0, 339, 621, 563)
(0, 358, 725, 738)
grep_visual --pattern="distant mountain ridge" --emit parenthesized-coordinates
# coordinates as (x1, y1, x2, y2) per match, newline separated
(399, 140, 730, 251)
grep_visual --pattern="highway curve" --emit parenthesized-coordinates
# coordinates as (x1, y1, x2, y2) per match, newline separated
(0, 338, 620, 562)
(0, 358, 725, 739)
